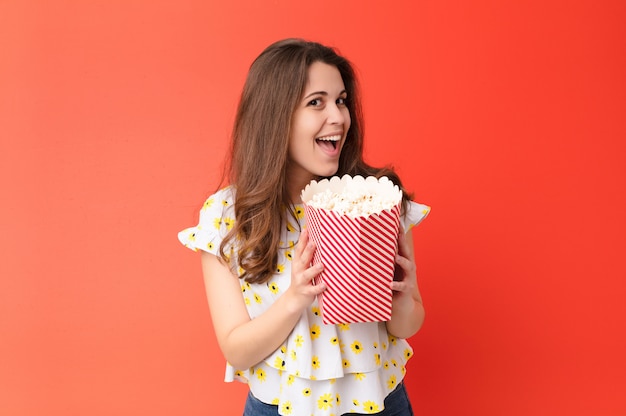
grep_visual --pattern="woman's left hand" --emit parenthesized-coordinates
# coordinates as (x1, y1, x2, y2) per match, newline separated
(391, 228, 418, 299)
(386, 227, 425, 338)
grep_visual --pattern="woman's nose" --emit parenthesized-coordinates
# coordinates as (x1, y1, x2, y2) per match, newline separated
(327, 103, 346, 125)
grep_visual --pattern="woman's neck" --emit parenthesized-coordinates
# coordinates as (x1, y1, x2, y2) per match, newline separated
(286, 174, 315, 204)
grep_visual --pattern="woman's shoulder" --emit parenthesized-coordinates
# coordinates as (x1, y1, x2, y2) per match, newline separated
(196, 186, 237, 224)
(178, 186, 236, 253)
(403, 200, 431, 232)
(196, 186, 234, 213)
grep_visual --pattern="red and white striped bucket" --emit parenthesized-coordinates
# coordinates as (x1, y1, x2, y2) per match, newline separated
(301, 176, 402, 325)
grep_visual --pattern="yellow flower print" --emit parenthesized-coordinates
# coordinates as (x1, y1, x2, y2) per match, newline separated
(206, 242, 214, 251)
(267, 281, 279, 293)
(363, 401, 380, 413)
(387, 374, 397, 390)
(286, 222, 295, 233)
(280, 401, 292, 415)
(221, 199, 229, 207)
(335, 394, 341, 406)
(312, 356, 320, 369)
(389, 336, 397, 346)
(202, 198, 214, 210)
(330, 337, 338, 346)
(422, 206, 431, 215)
(290, 350, 297, 361)
(391, 359, 398, 368)
(383, 361, 389, 370)
(351, 340, 363, 354)
(343, 359, 351, 368)
(302, 388, 311, 396)
(188, 232, 196, 242)
(354, 372, 365, 381)
(318, 393, 333, 411)
(311, 306, 320, 317)
(310, 324, 321, 340)
(223, 217, 234, 230)
(353, 399, 360, 407)
(254, 293, 262, 304)
(238, 266, 245, 277)
(235, 370, 244, 377)
(256, 368, 266, 382)
(382, 342, 388, 350)
(373, 342, 378, 349)
(375, 353, 381, 366)
(287, 374, 295, 385)
(244, 297, 250, 305)
(294, 206, 305, 219)
(338, 323, 350, 331)
(295, 334, 304, 347)
(339, 340, 346, 354)
(401, 364, 407, 375)
(276, 264, 285, 274)
(285, 241, 295, 261)
(309, 375, 317, 380)
(274, 356, 286, 371)
(213, 218, 222, 230)
(404, 348, 413, 360)
(280, 345, 287, 354)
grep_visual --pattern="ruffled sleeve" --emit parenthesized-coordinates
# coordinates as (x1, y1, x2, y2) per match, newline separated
(177, 187, 236, 255)
(401, 200, 431, 233)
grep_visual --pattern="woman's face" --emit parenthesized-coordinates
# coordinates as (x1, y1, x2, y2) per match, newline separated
(288, 61, 351, 190)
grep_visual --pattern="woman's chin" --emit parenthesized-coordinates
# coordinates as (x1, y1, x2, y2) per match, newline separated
(316, 167, 339, 178)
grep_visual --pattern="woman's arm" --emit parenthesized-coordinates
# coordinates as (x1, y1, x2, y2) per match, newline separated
(385, 230, 426, 339)
(200, 229, 326, 370)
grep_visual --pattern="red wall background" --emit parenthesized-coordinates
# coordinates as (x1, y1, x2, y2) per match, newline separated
(1, 1, 625, 415)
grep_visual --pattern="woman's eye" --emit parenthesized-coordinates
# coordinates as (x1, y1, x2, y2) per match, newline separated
(308, 98, 322, 106)
(337, 97, 347, 106)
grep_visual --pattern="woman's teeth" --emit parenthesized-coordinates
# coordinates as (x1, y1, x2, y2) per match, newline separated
(316, 135, 341, 142)
(316, 135, 341, 150)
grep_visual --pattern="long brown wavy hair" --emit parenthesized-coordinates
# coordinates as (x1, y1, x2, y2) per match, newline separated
(219, 38, 411, 283)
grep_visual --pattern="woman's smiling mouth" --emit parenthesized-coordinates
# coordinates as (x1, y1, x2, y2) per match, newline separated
(315, 134, 342, 151)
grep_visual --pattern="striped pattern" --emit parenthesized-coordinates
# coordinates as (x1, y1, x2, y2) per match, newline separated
(304, 204, 401, 325)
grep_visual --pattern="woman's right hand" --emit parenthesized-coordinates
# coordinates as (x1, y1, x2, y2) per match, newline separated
(285, 228, 326, 313)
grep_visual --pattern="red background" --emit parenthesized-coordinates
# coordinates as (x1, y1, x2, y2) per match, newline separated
(1, 1, 625, 415)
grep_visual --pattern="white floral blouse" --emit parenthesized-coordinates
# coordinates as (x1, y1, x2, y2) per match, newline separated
(178, 186, 430, 415)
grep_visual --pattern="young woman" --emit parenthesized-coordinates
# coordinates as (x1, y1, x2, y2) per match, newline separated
(179, 38, 430, 416)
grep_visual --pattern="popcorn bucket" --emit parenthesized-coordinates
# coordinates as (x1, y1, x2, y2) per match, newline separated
(301, 175, 402, 325)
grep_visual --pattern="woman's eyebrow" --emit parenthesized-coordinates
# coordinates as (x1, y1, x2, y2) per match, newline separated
(303, 91, 328, 100)
(303, 89, 347, 100)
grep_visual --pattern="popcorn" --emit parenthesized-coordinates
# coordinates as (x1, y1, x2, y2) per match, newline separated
(306, 188, 399, 218)
(301, 175, 403, 324)
(302, 175, 403, 218)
